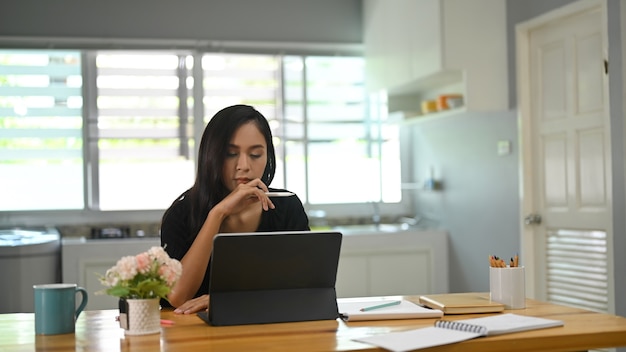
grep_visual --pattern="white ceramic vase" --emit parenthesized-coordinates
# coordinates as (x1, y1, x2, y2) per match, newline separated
(120, 298, 161, 335)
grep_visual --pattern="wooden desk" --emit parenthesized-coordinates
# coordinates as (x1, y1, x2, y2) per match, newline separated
(2, 296, 626, 351)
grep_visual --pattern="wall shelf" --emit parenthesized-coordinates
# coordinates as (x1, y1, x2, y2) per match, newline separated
(388, 107, 467, 126)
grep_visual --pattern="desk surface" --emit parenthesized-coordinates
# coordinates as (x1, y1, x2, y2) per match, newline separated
(2, 295, 626, 352)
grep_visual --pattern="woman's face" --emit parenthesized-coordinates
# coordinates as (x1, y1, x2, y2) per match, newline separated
(222, 122, 268, 191)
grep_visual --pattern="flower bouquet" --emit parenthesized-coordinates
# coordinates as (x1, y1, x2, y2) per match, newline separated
(98, 246, 182, 335)
(99, 246, 182, 300)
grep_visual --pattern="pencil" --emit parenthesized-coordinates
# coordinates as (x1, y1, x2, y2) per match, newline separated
(359, 300, 402, 312)
(491, 254, 520, 267)
(160, 319, 175, 325)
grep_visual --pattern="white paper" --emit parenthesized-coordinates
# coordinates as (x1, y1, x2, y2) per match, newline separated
(338, 299, 443, 321)
(355, 326, 481, 352)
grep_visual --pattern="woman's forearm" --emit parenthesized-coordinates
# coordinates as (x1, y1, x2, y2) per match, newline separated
(167, 209, 225, 307)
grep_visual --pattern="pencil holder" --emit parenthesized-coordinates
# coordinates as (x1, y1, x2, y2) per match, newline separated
(489, 266, 525, 309)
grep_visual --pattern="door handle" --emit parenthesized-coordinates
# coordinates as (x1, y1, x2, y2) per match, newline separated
(524, 214, 542, 225)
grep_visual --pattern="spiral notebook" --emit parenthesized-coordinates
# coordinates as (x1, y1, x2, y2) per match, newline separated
(354, 313, 564, 352)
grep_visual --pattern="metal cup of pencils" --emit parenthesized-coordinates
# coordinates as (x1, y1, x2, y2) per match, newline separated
(489, 255, 525, 309)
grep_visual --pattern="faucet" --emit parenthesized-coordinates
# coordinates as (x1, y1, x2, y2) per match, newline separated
(398, 216, 422, 227)
(370, 201, 381, 229)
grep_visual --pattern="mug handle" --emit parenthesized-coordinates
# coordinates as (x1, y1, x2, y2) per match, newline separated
(75, 286, 89, 320)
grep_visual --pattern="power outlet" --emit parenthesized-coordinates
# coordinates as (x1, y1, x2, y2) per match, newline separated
(497, 140, 511, 156)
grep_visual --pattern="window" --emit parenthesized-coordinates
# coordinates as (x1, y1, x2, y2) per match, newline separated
(201, 53, 285, 187)
(93, 51, 194, 210)
(0, 49, 401, 214)
(0, 50, 83, 211)
(283, 56, 400, 204)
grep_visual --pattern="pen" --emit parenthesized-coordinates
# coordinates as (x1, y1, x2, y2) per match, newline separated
(359, 300, 402, 312)
(265, 192, 294, 197)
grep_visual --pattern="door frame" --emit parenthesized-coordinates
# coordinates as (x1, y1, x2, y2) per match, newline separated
(515, 0, 608, 300)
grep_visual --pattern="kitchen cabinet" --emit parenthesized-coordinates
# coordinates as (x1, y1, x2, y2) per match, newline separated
(364, 0, 508, 114)
(62, 231, 448, 309)
(61, 237, 161, 310)
(335, 230, 448, 297)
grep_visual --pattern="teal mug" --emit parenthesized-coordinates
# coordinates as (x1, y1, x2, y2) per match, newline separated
(33, 283, 88, 335)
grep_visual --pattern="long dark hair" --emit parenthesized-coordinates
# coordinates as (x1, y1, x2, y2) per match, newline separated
(187, 105, 276, 235)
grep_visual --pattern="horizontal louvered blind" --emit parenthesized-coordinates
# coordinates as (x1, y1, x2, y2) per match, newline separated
(2, 49, 402, 212)
(546, 229, 608, 313)
(295, 56, 400, 204)
(94, 51, 195, 210)
(0, 50, 84, 210)
(96, 52, 190, 160)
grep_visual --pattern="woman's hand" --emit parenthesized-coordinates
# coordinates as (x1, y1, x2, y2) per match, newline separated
(217, 178, 275, 215)
(169, 180, 274, 310)
(173, 294, 209, 314)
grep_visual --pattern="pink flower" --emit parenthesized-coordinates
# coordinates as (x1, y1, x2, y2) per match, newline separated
(115, 256, 138, 281)
(135, 252, 151, 274)
(148, 246, 169, 265)
(98, 246, 182, 300)
(103, 268, 119, 286)
(158, 260, 183, 286)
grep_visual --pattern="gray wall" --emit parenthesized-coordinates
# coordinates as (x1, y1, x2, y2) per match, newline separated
(607, 0, 626, 324)
(506, 0, 578, 108)
(408, 111, 519, 292)
(0, 0, 362, 46)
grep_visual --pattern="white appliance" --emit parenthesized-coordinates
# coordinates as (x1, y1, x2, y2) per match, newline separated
(0, 227, 61, 313)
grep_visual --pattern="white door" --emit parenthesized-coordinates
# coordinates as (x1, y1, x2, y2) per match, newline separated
(518, 0, 613, 313)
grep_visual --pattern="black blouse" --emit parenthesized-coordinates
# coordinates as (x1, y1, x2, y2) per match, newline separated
(160, 188, 310, 303)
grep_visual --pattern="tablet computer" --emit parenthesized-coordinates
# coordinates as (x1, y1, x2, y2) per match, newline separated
(197, 230, 343, 326)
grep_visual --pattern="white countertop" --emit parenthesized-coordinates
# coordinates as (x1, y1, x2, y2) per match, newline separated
(61, 236, 161, 245)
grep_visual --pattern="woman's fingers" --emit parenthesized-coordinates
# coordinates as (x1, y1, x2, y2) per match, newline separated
(173, 294, 209, 314)
(229, 179, 275, 211)
(252, 186, 275, 211)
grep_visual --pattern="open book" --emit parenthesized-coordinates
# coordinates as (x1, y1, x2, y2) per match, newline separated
(338, 299, 443, 321)
(354, 313, 564, 351)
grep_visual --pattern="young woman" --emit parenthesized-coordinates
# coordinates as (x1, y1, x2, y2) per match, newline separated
(160, 105, 309, 314)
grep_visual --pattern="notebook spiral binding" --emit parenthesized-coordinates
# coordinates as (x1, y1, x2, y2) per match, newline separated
(435, 320, 488, 335)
